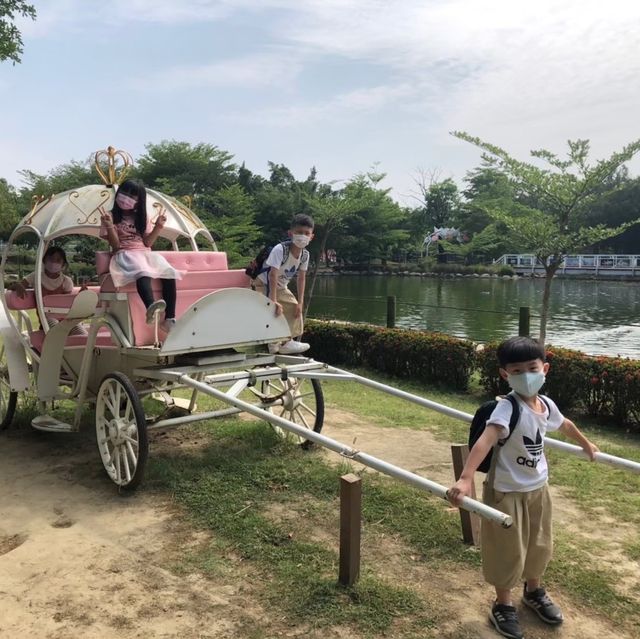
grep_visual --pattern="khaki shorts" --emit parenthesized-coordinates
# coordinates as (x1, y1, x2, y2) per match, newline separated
(481, 480, 553, 590)
(253, 281, 303, 338)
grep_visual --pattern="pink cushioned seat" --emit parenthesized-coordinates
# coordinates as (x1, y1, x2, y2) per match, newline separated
(96, 250, 251, 346)
(95, 250, 230, 276)
(5, 290, 36, 310)
(29, 328, 116, 352)
(99, 270, 247, 293)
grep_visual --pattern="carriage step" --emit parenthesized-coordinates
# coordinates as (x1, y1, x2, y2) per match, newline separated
(31, 415, 74, 433)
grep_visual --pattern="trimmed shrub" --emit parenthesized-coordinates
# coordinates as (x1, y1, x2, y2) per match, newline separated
(305, 320, 475, 390)
(306, 322, 640, 428)
(305, 320, 379, 366)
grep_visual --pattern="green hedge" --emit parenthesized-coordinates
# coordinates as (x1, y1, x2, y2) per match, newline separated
(305, 320, 476, 390)
(306, 321, 640, 428)
(478, 341, 640, 427)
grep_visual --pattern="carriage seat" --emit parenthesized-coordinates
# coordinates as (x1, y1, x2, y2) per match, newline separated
(95, 251, 252, 346)
(4, 287, 102, 312)
(29, 327, 116, 352)
(4, 287, 114, 350)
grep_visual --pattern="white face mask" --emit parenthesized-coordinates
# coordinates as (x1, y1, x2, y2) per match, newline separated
(507, 371, 545, 397)
(292, 234, 311, 248)
(116, 193, 137, 210)
(45, 260, 63, 274)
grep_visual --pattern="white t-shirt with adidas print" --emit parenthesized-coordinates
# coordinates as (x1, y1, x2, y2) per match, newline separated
(488, 392, 564, 493)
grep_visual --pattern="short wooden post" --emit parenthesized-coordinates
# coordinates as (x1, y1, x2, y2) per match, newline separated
(339, 473, 362, 586)
(386, 295, 396, 328)
(450, 445, 480, 546)
(518, 306, 530, 337)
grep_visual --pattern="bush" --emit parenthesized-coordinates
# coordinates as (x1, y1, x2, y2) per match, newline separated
(305, 320, 475, 390)
(305, 321, 379, 366)
(495, 265, 515, 276)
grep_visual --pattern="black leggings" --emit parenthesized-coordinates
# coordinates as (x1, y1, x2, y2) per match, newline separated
(136, 277, 176, 319)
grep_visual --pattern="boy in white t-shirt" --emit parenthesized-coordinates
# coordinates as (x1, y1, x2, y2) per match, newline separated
(254, 214, 314, 355)
(448, 336, 598, 639)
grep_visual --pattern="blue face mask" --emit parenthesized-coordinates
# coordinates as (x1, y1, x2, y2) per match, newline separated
(507, 371, 545, 397)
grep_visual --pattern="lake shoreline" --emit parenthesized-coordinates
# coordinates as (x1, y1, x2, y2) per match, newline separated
(317, 269, 640, 282)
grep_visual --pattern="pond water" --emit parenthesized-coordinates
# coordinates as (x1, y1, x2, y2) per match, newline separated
(306, 275, 640, 358)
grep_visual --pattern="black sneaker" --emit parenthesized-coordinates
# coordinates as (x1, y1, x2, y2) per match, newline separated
(522, 586, 564, 625)
(489, 602, 524, 639)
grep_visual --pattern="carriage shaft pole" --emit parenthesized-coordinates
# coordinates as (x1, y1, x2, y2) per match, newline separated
(154, 370, 513, 528)
(324, 366, 640, 475)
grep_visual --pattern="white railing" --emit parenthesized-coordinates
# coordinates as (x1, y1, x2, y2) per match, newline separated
(494, 254, 640, 270)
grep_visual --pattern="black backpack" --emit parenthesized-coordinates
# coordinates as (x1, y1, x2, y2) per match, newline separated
(470, 394, 550, 472)
(245, 241, 291, 279)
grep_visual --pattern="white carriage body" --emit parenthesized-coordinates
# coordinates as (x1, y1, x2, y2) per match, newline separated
(0, 180, 292, 407)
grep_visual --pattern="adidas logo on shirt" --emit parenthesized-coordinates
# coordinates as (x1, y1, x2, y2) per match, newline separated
(517, 430, 543, 468)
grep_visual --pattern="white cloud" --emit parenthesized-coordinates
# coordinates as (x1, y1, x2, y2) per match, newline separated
(236, 82, 417, 127)
(8, 0, 640, 191)
(132, 52, 302, 91)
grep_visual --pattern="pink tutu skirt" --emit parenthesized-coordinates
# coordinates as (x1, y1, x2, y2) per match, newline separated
(110, 249, 183, 288)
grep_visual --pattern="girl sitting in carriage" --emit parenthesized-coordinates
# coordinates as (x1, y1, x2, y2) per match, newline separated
(100, 179, 182, 333)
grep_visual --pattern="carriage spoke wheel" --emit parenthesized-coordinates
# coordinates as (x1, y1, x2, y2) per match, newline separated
(0, 344, 18, 431)
(259, 377, 324, 449)
(96, 372, 148, 490)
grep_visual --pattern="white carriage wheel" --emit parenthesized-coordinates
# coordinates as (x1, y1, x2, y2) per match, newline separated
(259, 377, 324, 449)
(0, 344, 17, 431)
(96, 372, 148, 490)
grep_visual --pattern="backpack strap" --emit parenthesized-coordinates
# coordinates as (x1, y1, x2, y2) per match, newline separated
(280, 240, 291, 265)
(497, 394, 520, 447)
(539, 395, 551, 412)
(263, 241, 290, 298)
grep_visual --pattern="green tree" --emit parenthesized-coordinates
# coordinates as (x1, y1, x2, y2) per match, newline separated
(450, 165, 522, 261)
(18, 159, 97, 198)
(0, 177, 20, 239)
(334, 169, 408, 266)
(253, 163, 319, 243)
(1, 1, 35, 64)
(137, 140, 236, 198)
(423, 177, 460, 230)
(453, 132, 640, 342)
(408, 171, 460, 246)
(205, 184, 261, 267)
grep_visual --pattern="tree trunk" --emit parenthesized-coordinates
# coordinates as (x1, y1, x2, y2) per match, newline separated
(303, 230, 329, 316)
(539, 263, 560, 345)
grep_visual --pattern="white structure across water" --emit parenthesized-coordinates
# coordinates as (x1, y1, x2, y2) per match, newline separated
(494, 254, 640, 276)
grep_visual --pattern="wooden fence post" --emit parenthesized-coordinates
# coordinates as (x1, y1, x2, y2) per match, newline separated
(339, 473, 362, 586)
(386, 296, 396, 328)
(450, 445, 480, 546)
(519, 306, 530, 337)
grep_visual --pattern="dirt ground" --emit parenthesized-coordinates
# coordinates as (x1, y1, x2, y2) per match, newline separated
(1, 408, 637, 638)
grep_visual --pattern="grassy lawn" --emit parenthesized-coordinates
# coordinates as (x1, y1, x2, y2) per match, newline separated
(147, 368, 640, 636)
(3, 319, 637, 635)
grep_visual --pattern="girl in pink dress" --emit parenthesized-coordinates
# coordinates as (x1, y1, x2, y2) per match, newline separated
(100, 179, 182, 333)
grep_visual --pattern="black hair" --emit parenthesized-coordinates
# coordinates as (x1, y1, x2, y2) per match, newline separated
(497, 336, 545, 367)
(112, 179, 148, 236)
(291, 213, 314, 230)
(43, 245, 68, 267)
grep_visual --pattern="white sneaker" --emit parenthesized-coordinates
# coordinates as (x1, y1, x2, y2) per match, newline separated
(146, 299, 166, 324)
(278, 340, 310, 355)
(160, 318, 176, 333)
(268, 343, 280, 354)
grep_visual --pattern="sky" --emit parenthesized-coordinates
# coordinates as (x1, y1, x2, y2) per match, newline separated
(1, 0, 639, 203)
